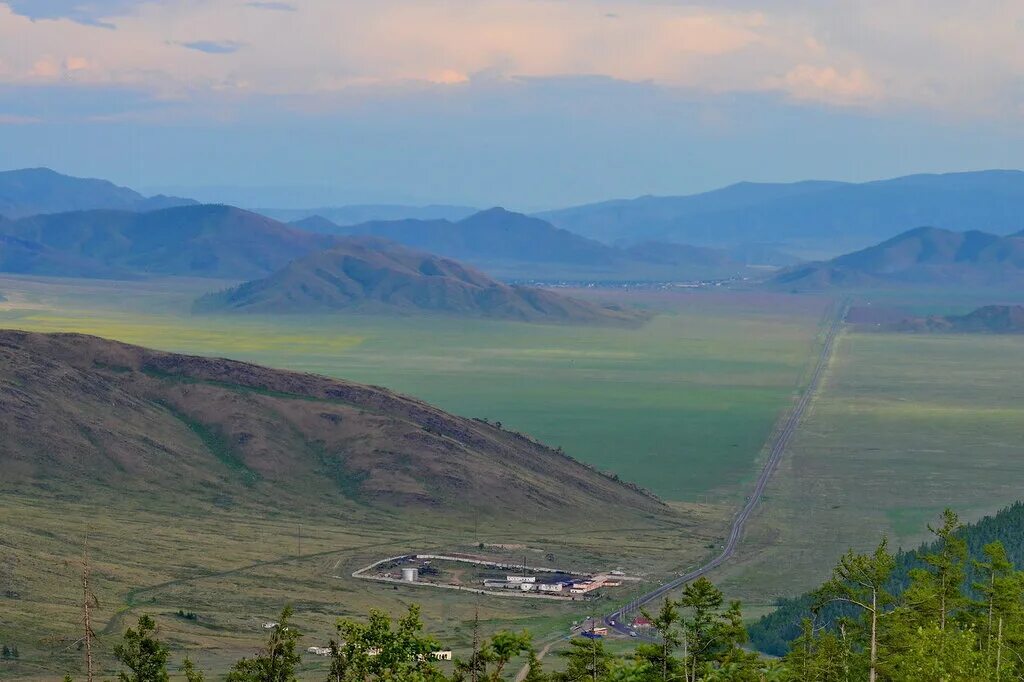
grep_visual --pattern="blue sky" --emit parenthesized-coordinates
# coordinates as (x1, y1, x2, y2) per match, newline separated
(1, 1, 1022, 209)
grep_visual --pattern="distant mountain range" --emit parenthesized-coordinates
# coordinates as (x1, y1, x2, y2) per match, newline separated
(894, 305, 1024, 333)
(539, 170, 1024, 252)
(0, 168, 195, 219)
(262, 204, 479, 226)
(0, 204, 335, 279)
(195, 237, 644, 325)
(0, 330, 663, 516)
(0, 177, 771, 283)
(292, 207, 621, 265)
(10, 166, 1024, 287)
(771, 226, 1024, 289)
(290, 208, 779, 278)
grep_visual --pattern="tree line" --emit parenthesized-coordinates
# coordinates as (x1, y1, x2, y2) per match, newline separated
(750, 501, 1024, 656)
(54, 508, 1024, 681)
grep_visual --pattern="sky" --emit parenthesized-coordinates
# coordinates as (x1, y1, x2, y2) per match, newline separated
(1, 1, 1023, 209)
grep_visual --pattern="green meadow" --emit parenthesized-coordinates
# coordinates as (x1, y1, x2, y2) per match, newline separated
(715, 326, 1024, 605)
(0, 276, 830, 501)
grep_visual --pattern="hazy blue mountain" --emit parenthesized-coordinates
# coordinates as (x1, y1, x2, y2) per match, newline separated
(622, 241, 732, 268)
(327, 207, 621, 266)
(894, 305, 1024, 333)
(0, 235, 123, 279)
(195, 237, 644, 325)
(540, 170, 1024, 252)
(0, 168, 196, 219)
(539, 180, 845, 244)
(262, 203, 478, 225)
(771, 226, 1024, 289)
(0, 204, 336, 279)
(293, 208, 788, 280)
(619, 241, 798, 268)
(290, 215, 343, 233)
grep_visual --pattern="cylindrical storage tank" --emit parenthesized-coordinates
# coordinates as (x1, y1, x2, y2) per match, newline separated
(401, 567, 419, 582)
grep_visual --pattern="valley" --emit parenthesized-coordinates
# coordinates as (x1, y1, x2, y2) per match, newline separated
(5, 5, 1024, 676)
(6, 270, 1024, 679)
(0, 276, 828, 500)
(0, 274, 827, 678)
(712, 307, 1024, 611)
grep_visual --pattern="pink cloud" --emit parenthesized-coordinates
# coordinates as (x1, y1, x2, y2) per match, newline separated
(777, 64, 880, 104)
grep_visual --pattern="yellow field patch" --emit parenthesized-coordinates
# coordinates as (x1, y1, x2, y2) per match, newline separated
(6, 312, 367, 355)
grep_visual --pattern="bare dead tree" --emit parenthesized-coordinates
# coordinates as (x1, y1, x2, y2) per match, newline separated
(80, 535, 99, 682)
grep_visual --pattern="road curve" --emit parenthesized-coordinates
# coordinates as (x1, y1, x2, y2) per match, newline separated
(604, 301, 848, 635)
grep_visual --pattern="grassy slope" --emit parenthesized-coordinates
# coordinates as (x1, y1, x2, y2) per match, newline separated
(712, 319, 1024, 610)
(0, 490, 725, 680)
(0, 277, 828, 501)
(0, 276, 827, 679)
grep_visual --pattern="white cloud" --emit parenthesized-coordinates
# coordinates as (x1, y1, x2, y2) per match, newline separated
(776, 65, 879, 105)
(0, 0, 1020, 119)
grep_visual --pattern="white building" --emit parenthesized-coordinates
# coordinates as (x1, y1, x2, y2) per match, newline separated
(538, 583, 565, 592)
(506, 575, 536, 584)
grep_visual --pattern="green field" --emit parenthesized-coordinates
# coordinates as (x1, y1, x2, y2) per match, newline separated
(714, 325, 1024, 606)
(0, 276, 830, 501)
(0, 275, 833, 678)
(0, 487, 730, 679)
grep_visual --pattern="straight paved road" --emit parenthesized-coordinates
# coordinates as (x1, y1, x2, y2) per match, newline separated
(604, 301, 848, 635)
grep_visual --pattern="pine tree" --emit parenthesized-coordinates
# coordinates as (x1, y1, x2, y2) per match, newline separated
(226, 606, 302, 682)
(900, 509, 967, 631)
(552, 637, 613, 682)
(113, 615, 170, 682)
(815, 538, 896, 682)
(521, 649, 549, 682)
(633, 598, 683, 681)
(181, 658, 206, 682)
(972, 541, 1024, 679)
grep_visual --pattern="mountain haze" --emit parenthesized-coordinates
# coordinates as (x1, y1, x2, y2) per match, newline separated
(312, 207, 621, 266)
(0, 234, 129, 278)
(540, 171, 1024, 251)
(0, 204, 336, 279)
(771, 226, 1024, 289)
(265, 203, 478, 225)
(298, 208, 775, 279)
(195, 238, 644, 325)
(895, 305, 1024, 333)
(0, 168, 195, 219)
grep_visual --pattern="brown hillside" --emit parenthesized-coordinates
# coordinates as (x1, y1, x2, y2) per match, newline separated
(0, 330, 663, 518)
(894, 305, 1024, 334)
(194, 237, 646, 325)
